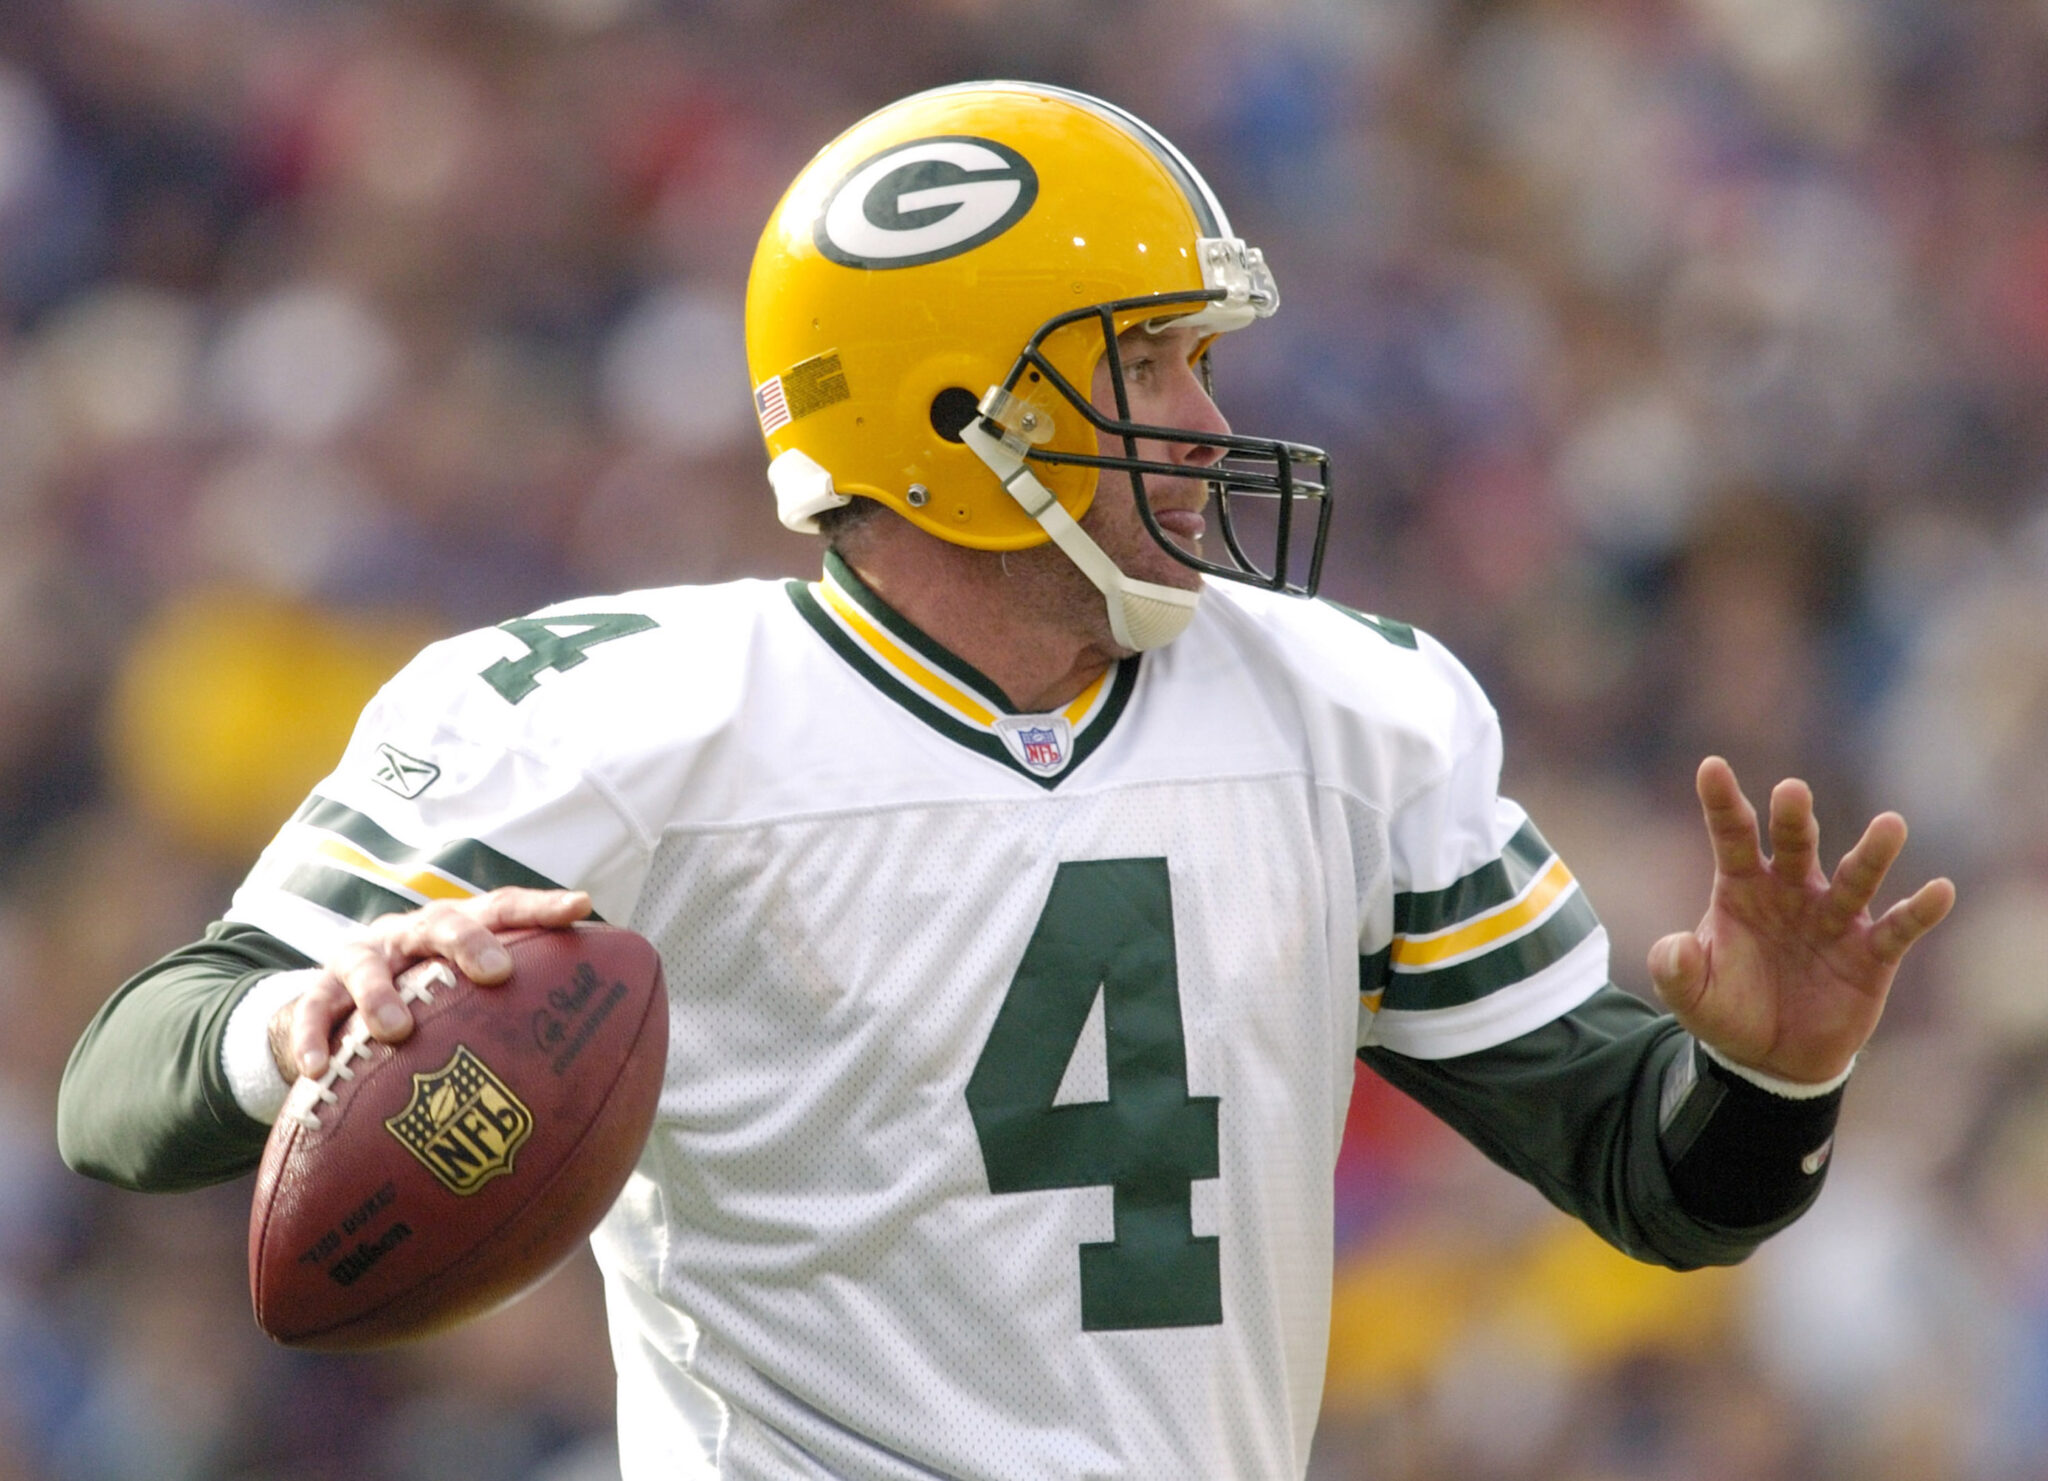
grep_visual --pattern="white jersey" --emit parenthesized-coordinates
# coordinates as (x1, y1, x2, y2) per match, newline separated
(226, 559, 1609, 1480)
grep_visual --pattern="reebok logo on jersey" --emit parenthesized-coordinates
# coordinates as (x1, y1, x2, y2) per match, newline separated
(815, 136, 1038, 269)
(372, 743, 441, 799)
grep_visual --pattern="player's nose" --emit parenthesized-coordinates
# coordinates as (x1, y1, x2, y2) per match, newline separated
(1164, 359, 1230, 470)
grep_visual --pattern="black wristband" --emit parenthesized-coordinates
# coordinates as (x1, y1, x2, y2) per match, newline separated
(1659, 1041, 1845, 1229)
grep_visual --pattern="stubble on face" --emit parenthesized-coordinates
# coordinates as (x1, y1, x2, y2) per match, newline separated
(984, 524, 1123, 655)
(1077, 467, 1208, 594)
(978, 322, 1225, 658)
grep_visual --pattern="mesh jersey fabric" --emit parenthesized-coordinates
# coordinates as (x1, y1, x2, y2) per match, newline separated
(223, 569, 1608, 1480)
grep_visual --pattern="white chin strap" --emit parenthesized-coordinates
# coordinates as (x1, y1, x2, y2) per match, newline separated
(960, 417, 1200, 652)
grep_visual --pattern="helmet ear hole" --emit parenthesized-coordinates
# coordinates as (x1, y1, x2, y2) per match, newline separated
(929, 387, 982, 443)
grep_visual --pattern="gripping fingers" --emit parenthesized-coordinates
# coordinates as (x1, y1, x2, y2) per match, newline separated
(289, 970, 361, 1079)
(1695, 757, 1763, 877)
(468, 886, 594, 939)
(308, 889, 594, 1068)
(381, 890, 591, 984)
(378, 905, 515, 987)
(330, 933, 414, 1041)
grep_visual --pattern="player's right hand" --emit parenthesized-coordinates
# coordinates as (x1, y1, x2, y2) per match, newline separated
(267, 887, 594, 1081)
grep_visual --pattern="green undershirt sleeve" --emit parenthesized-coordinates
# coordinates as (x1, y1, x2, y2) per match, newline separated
(1358, 983, 1827, 1269)
(57, 922, 316, 1193)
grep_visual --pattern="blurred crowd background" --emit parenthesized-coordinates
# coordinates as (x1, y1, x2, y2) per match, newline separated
(1, 0, 2044, 1477)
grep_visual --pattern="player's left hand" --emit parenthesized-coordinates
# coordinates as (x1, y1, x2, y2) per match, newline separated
(1647, 756, 1956, 1086)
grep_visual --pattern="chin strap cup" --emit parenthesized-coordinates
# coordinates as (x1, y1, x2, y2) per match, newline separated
(768, 447, 851, 534)
(961, 416, 1200, 651)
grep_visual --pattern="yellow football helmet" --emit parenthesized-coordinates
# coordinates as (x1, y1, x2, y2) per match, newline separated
(745, 80, 1331, 647)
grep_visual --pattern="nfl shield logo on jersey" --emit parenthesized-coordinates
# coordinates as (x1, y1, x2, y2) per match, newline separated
(994, 715, 1074, 777)
(1019, 727, 1061, 769)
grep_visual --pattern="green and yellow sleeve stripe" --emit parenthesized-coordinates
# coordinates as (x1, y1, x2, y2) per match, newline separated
(1362, 820, 1598, 1013)
(275, 796, 584, 924)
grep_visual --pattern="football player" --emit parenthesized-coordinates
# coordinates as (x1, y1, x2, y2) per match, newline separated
(60, 82, 1952, 1479)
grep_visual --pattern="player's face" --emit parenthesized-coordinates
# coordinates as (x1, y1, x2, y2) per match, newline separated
(1081, 322, 1229, 594)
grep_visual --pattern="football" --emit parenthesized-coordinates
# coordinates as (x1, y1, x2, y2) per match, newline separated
(248, 923, 667, 1349)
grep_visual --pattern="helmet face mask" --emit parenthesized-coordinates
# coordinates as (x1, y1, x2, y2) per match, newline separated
(977, 294, 1332, 597)
(747, 80, 1335, 625)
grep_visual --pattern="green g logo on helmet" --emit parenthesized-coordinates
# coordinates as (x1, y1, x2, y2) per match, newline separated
(815, 136, 1040, 269)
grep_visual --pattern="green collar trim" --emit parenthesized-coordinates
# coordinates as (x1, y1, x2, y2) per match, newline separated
(788, 557, 1139, 789)
(821, 551, 1019, 711)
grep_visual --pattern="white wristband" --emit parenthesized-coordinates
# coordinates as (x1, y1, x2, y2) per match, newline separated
(1700, 1040, 1855, 1100)
(222, 967, 326, 1125)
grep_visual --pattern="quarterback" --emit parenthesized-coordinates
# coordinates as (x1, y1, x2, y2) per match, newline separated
(60, 83, 1951, 1480)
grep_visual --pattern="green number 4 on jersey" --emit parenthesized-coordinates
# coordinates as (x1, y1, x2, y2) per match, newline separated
(966, 858, 1222, 1331)
(480, 613, 659, 703)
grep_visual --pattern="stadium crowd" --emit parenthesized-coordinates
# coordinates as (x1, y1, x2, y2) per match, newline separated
(2, 0, 2045, 1477)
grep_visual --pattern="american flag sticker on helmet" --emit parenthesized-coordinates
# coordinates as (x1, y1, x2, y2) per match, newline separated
(754, 376, 791, 436)
(756, 351, 850, 439)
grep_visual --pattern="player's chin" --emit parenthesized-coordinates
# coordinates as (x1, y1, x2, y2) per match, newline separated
(1137, 519, 1207, 590)
(1140, 544, 1205, 592)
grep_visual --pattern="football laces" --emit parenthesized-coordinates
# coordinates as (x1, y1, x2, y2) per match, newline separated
(284, 961, 455, 1131)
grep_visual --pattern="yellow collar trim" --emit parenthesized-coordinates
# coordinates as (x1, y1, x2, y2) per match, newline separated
(815, 578, 1000, 726)
(813, 575, 1116, 734)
